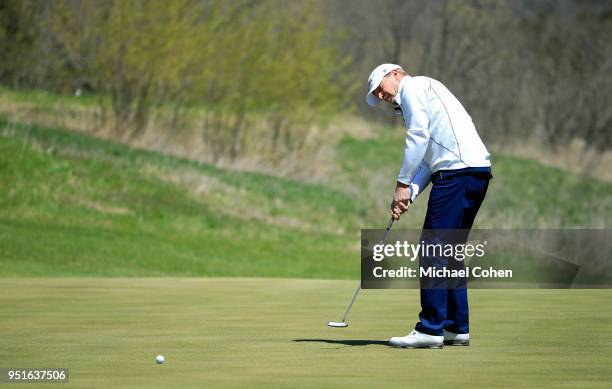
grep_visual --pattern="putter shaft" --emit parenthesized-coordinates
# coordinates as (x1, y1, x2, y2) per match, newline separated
(339, 217, 395, 324)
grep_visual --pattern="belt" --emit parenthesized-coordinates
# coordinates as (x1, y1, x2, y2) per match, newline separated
(431, 167, 492, 182)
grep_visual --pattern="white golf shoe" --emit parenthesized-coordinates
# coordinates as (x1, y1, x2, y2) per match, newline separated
(389, 330, 444, 349)
(443, 330, 470, 346)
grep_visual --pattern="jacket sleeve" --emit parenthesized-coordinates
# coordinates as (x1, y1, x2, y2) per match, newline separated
(408, 160, 431, 202)
(397, 79, 430, 185)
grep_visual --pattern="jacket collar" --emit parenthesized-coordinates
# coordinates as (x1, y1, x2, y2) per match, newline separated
(393, 76, 411, 105)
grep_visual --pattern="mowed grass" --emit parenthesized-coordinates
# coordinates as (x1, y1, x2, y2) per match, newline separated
(1, 278, 611, 388)
(1, 95, 611, 388)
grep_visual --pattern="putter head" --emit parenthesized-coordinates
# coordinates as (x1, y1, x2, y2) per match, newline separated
(327, 321, 349, 328)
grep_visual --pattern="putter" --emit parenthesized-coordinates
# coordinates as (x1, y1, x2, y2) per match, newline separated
(327, 217, 395, 328)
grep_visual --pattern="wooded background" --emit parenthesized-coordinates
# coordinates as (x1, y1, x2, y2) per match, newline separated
(1, 0, 611, 161)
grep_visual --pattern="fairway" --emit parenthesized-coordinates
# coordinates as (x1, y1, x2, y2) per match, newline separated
(1, 279, 611, 388)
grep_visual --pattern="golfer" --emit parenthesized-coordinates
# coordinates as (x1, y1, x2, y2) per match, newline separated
(366, 64, 492, 348)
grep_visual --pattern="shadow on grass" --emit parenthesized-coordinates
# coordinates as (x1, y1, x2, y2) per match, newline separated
(293, 339, 389, 346)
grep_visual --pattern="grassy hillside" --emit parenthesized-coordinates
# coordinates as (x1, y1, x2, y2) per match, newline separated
(335, 130, 612, 228)
(1, 118, 610, 277)
(0, 119, 362, 277)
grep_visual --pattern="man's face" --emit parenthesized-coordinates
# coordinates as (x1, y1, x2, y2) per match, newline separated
(373, 71, 399, 104)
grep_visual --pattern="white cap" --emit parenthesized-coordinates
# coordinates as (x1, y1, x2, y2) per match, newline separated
(366, 63, 402, 106)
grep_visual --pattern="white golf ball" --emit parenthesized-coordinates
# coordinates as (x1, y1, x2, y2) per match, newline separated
(155, 355, 165, 364)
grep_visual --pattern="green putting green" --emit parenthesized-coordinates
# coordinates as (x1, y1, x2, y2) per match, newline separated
(1, 278, 611, 388)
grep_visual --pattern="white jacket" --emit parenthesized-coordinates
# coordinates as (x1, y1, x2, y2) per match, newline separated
(394, 76, 491, 201)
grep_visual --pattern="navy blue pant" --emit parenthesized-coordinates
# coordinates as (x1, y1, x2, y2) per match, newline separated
(414, 167, 491, 336)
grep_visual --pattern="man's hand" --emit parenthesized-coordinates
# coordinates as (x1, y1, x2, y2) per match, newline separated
(391, 182, 412, 220)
